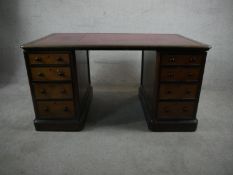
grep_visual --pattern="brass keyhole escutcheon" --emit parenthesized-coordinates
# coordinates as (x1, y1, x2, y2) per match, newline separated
(169, 57, 175, 63)
(44, 106, 49, 112)
(64, 106, 69, 112)
(189, 57, 196, 63)
(61, 89, 66, 94)
(57, 69, 64, 76)
(186, 90, 191, 95)
(166, 90, 172, 94)
(57, 57, 63, 62)
(37, 72, 44, 77)
(35, 57, 42, 62)
(182, 107, 188, 112)
(168, 72, 174, 79)
(164, 107, 170, 113)
(40, 89, 46, 94)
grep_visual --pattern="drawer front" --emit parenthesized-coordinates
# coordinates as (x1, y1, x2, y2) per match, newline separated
(161, 54, 202, 65)
(31, 67, 71, 81)
(158, 102, 196, 119)
(34, 83, 73, 99)
(159, 83, 198, 99)
(160, 67, 200, 81)
(29, 53, 70, 65)
(37, 101, 75, 119)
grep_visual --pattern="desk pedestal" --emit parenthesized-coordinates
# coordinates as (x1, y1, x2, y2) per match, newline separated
(139, 50, 206, 131)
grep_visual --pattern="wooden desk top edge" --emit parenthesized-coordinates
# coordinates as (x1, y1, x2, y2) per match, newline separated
(21, 33, 211, 50)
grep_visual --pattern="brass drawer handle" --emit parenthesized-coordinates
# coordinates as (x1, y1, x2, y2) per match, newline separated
(58, 72, 64, 76)
(182, 107, 188, 112)
(188, 73, 193, 77)
(44, 106, 49, 112)
(189, 57, 196, 63)
(57, 57, 64, 62)
(35, 57, 42, 62)
(61, 89, 66, 94)
(37, 72, 44, 77)
(185, 90, 191, 95)
(166, 90, 172, 94)
(169, 57, 175, 63)
(40, 89, 46, 94)
(164, 107, 170, 113)
(57, 69, 64, 76)
(64, 106, 69, 112)
(167, 72, 174, 79)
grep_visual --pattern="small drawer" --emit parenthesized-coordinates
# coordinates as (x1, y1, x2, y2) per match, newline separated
(31, 67, 71, 81)
(37, 101, 75, 119)
(160, 67, 200, 81)
(29, 53, 70, 65)
(159, 83, 198, 99)
(34, 83, 73, 99)
(158, 102, 196, 119)
(161, 54, 202, 65)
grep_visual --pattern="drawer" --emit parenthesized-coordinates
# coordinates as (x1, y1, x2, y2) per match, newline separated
(31, 67, 71, 81)
(29, 53, 70, 65)
(160, 67, 201, 81)
(161, 54, 202, 65)
(158, 102, 196, 119)
(37, 101, 75, 119)
(159, 83, 198, 99)
(33, 83, 73, 99)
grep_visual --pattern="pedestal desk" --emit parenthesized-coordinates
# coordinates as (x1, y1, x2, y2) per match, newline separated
(21, 33, 210, 131)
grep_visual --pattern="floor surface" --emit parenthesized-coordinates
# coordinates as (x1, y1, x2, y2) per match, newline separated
(0, 83, 232, 175)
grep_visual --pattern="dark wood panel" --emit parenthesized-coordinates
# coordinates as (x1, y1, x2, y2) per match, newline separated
(21, 33, 210, 50)
(33, 83, 73, 99)
(31, 67, 71, 81)
(142, 50, 157, 114)
(75, 50, 90, 103)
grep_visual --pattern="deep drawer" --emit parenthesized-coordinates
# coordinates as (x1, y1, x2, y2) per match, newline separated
(159, 83, 198, 100)
(37, 100, 75, 119)
(33, 83, 73, 99)
(158, 101, 196, 119)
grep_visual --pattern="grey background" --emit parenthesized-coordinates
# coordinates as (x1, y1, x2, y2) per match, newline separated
(0, 0, 233, 175)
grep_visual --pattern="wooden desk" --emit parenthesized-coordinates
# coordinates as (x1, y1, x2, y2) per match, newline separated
(21, 33, 210, 131)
